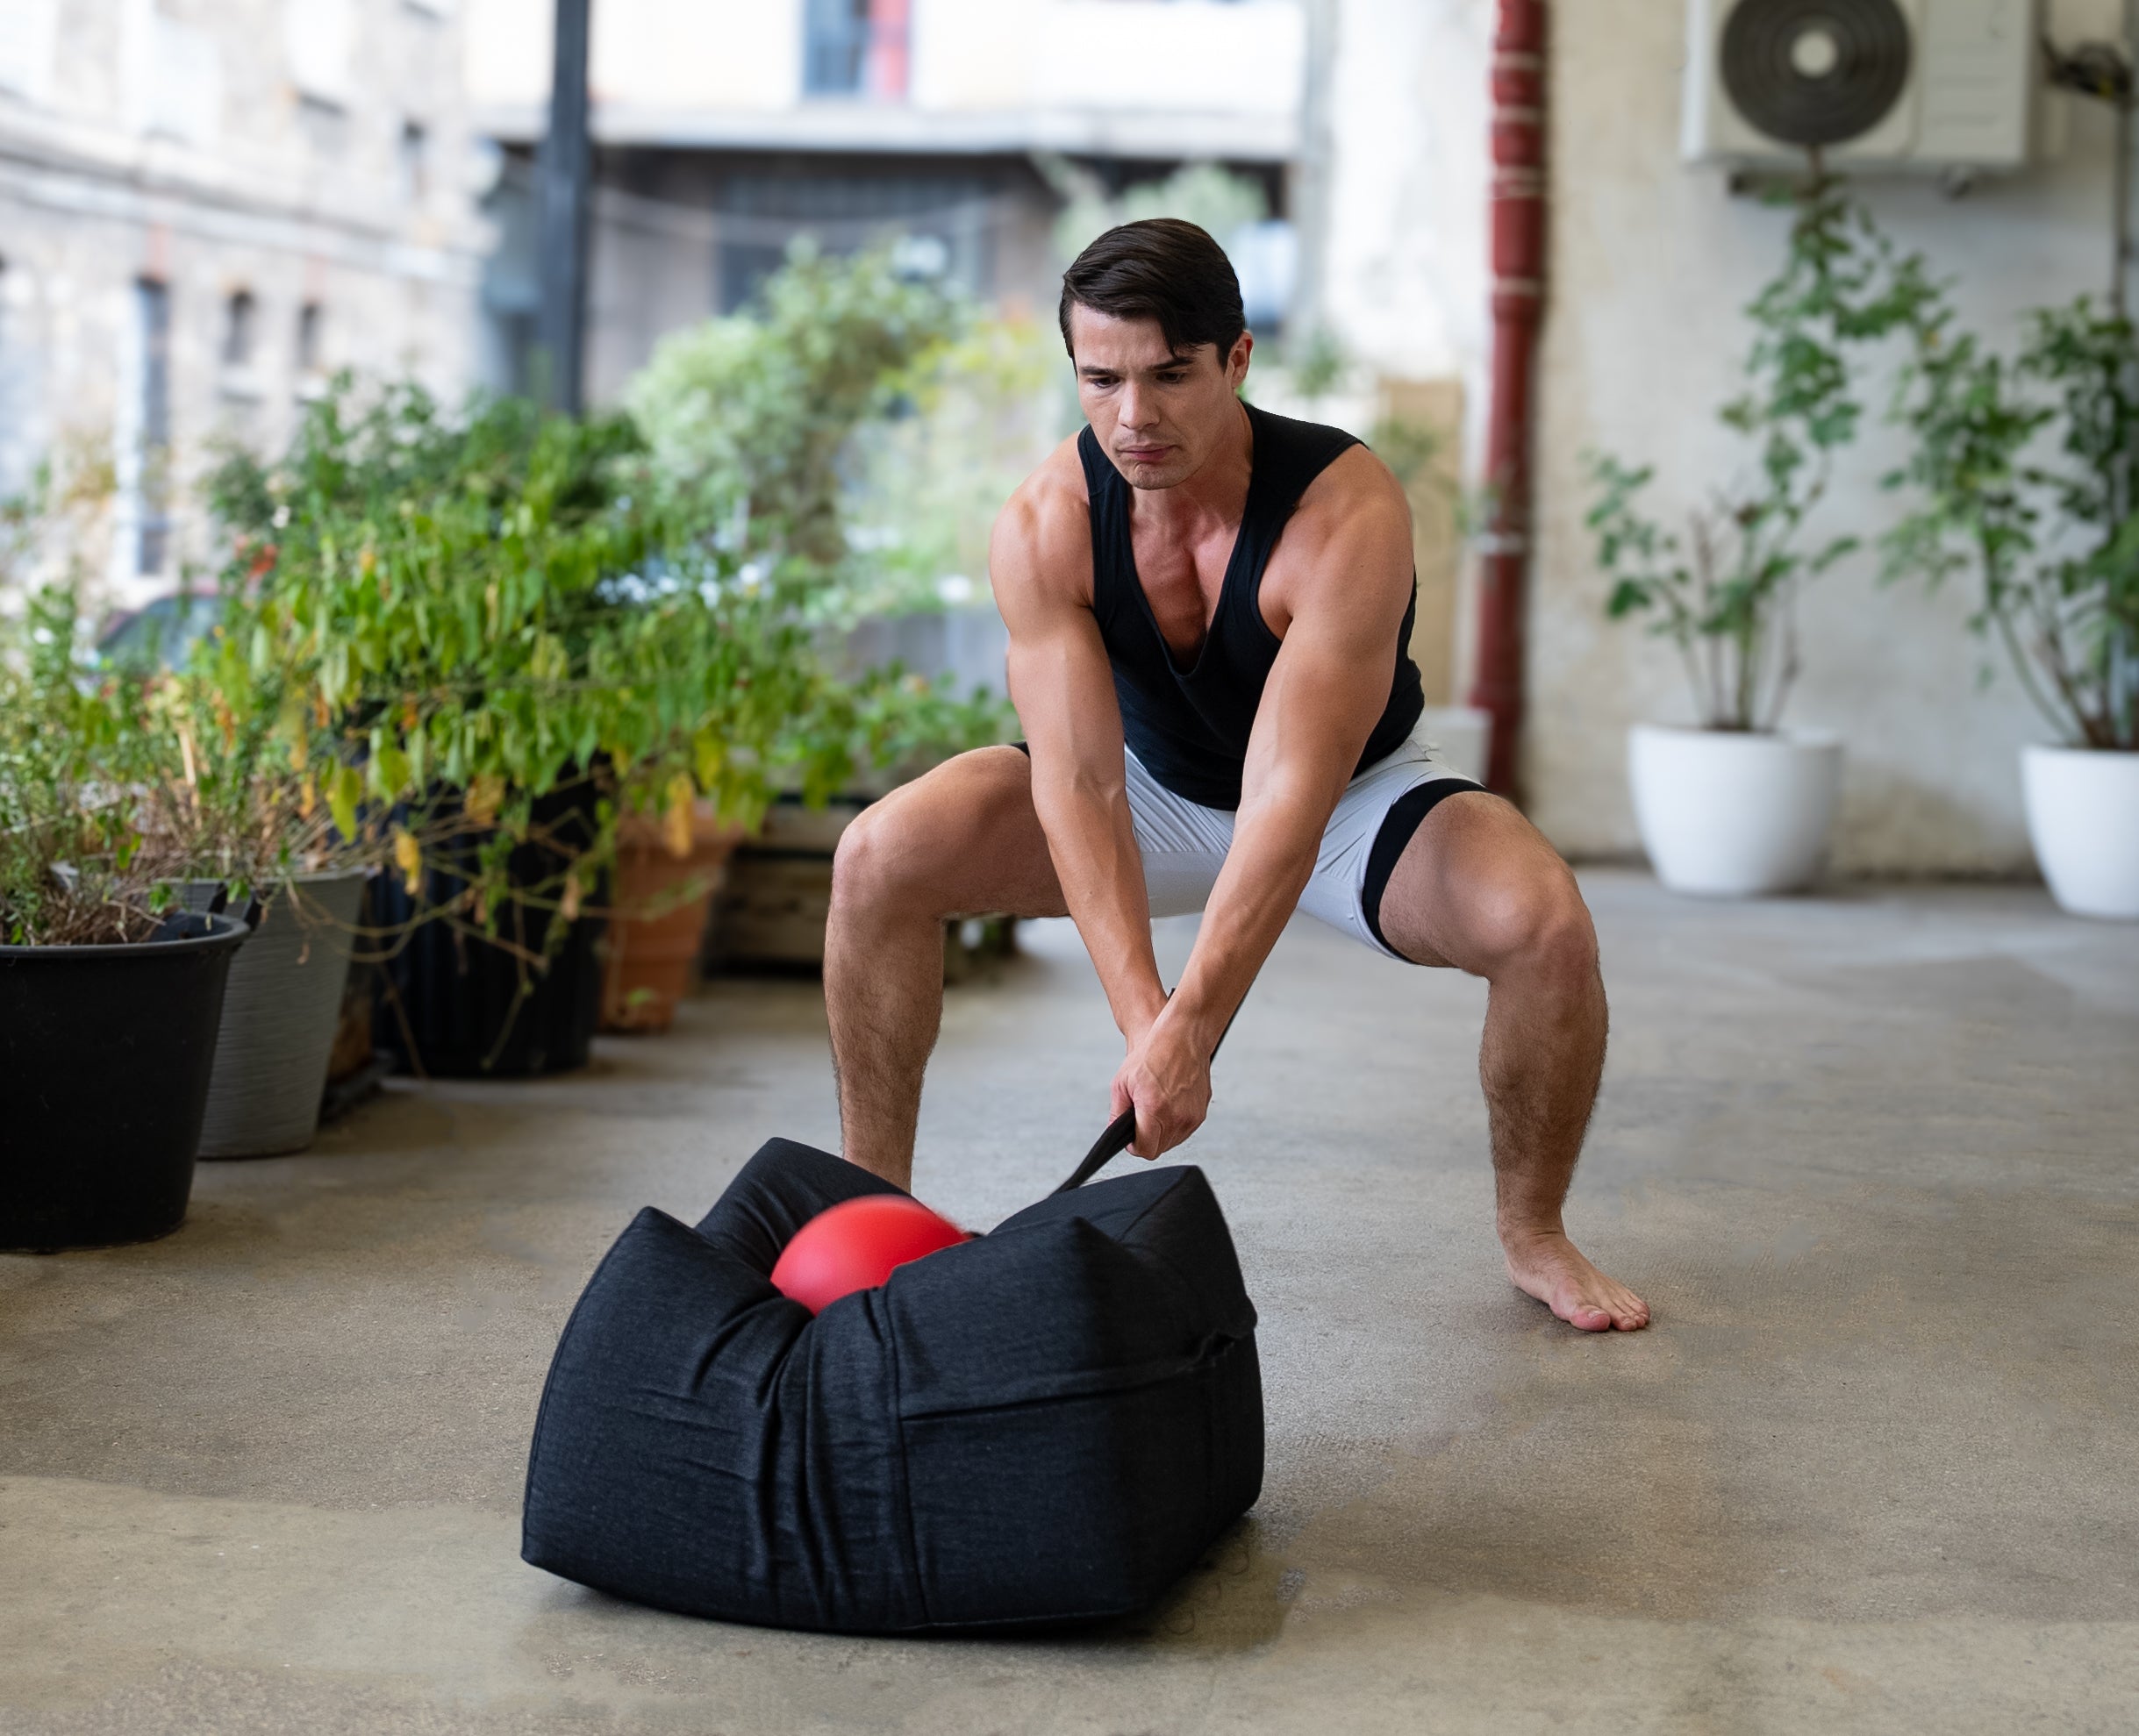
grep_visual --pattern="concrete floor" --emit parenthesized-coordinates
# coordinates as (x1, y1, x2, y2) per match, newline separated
(3, 869, 2135, 1734)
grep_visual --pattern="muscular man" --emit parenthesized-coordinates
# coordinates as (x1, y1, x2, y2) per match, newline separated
(826, 219, 1648, 1332)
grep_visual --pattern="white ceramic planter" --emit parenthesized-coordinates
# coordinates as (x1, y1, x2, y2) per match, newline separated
(1628, 724, 1843, 897)
(1415, 704, 1494, 787)
(2021, 745, 2139, 920)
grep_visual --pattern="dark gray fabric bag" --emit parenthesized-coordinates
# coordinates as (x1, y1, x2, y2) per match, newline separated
(520, 1137, 1263, 1632)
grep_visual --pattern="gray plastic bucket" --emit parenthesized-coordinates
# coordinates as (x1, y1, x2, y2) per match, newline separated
(183, 870, 368, 1159)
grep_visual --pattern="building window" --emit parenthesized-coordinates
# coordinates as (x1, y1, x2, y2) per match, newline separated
(222, 289, 257, 368)
(134, 279, 172, 575)
(803, 0, 909, 100)
(297, 300, 324, 372)
(296, 92, 347, 154)
(712, 168, 991, 312)
(399, 119, 429, 204)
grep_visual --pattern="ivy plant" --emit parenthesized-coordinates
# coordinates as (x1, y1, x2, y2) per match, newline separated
(1585, 176, 1935, 731)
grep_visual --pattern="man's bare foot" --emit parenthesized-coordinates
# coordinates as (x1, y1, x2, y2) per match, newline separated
(1501, 1228, 1649, 1332)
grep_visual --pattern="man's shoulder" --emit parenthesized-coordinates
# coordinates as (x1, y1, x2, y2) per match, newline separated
(1007, 432, 1091, 518)
(997, 435, 1093, 555)
(1285, 432, 1410, 541)
(1262, 429, 1414, 631)
(991, 432, 1096, 607)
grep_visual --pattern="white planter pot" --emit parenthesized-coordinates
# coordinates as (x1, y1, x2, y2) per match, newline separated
(1628, 724, 1843, 897)
(2021, 745, 2139, 920)
(1414, 704, 1494, 786)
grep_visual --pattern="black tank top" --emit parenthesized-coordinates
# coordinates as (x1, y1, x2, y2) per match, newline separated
(1079, 401, 1425, 811)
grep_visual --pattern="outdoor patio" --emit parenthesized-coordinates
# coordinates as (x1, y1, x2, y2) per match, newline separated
(3, 871, 2133, 1734)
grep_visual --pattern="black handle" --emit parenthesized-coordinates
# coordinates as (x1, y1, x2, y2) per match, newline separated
(1052, 993, 1248, 1194)
(1055, 1108, 1139, 1194)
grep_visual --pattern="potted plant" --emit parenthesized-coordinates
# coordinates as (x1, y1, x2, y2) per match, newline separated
(598, 796, 750, 1032)
(626, 247, 1016, 969)
(129, 645, 374, 1159)
(1585, 177, 1931, 896)
(0, 580, 249, 1250)
(1885, 296, 2139, 919)
(211, 383, 869, 1073)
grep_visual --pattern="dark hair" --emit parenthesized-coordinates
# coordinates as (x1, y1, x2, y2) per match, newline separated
(1057, 218, 1246, 365)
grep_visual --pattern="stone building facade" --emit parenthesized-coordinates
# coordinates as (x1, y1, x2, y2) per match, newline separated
(0, 0, 489, 607)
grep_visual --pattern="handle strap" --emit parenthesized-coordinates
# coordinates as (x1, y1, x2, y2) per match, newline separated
(1055, 1108, 1138, 1194)
(1052, 993, 1248, 1194)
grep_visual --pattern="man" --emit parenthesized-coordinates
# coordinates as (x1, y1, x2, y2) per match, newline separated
(826, 219, 1648, 1333)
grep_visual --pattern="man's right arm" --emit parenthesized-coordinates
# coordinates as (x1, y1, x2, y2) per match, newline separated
(990, 471, 1169, 1050)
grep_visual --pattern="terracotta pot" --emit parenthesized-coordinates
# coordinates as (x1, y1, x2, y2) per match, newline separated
(599, 804, 750, 1032)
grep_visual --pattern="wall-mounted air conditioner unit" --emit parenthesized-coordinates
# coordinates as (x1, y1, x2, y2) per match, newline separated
(1683, 0, 2038, 174)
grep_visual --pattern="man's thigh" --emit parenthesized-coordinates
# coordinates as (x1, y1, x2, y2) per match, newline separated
(1373, 789, 1587, 972)
(843, 744, 1070, 920)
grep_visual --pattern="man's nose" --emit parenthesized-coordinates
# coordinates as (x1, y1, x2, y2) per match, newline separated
(1118, 382, 1155, 430)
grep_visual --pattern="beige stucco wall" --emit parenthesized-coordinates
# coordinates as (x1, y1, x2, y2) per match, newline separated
(1529, 0, 2124, 874)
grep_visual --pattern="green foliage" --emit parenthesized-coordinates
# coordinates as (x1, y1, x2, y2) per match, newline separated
(1285, 327, 1348, 408)
(1585, 178, 1935, 731)
(1884, 296, 2139, 750)
(1048, 161, 1270, 270)
(0, 582, 159, 945)
(843, 313, 1066, 618)
(624, 244, 964, 604)
(206, 381, 866, 946)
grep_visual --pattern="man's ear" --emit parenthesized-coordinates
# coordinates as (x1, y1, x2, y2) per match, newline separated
(1226, 331, 1255, 392)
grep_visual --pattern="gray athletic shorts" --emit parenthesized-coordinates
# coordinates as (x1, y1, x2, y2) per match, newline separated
(1126, 730, 1482, 961)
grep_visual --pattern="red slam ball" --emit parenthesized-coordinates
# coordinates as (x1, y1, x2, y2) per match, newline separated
(769, 1196, 971, 1315)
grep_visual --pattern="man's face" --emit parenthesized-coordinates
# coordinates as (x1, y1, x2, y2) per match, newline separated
(1069, 305, 1253, 491)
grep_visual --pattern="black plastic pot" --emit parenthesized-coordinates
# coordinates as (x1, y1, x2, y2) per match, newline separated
(0, 911, 251, 1252)
(370, 782, 608, 1078)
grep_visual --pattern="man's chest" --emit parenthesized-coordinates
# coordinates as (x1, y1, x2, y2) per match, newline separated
(1129, 519, 1293, 661)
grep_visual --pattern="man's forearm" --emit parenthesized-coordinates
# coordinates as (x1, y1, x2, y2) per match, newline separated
(1162, 782, 1329, 1058)
(1029, 768, 1169, 1039)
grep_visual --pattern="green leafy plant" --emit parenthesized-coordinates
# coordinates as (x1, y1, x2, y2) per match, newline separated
(210, 379, 1006, 962)
(1284, 326, 1348, 414)
(842, 312, 1066, 619)
(1884, 296, 2139, 751)
(1585, 178, 1935, 731)
(624, 244, 963, 613)
(208, 382, 862, 954)
(1047, 160, 1270, 270)
(0, 580, 161, 946)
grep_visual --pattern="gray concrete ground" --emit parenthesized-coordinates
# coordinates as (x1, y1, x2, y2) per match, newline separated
(3, 870, 2135, 1735)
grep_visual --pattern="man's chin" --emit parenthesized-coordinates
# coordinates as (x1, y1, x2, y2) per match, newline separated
(1120, 455, 1192, 490)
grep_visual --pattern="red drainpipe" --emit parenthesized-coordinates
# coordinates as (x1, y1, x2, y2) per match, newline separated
(1469, 0, 1548, 798)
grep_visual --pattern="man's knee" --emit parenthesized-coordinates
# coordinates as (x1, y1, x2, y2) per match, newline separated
(1463, 859, 1597, 983)
(831, 792, 941, 923)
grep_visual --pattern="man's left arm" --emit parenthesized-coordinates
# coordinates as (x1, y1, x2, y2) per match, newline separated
(1112, 450, 1418, 1155)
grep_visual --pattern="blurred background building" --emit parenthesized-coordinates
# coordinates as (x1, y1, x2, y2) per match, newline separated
(461, 0, 1310, 398)
(6, 0, 2137, 872)
(0, 0, 487, 597)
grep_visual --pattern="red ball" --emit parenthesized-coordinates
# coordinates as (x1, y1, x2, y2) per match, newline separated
(770, 1196, 970, 1316)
